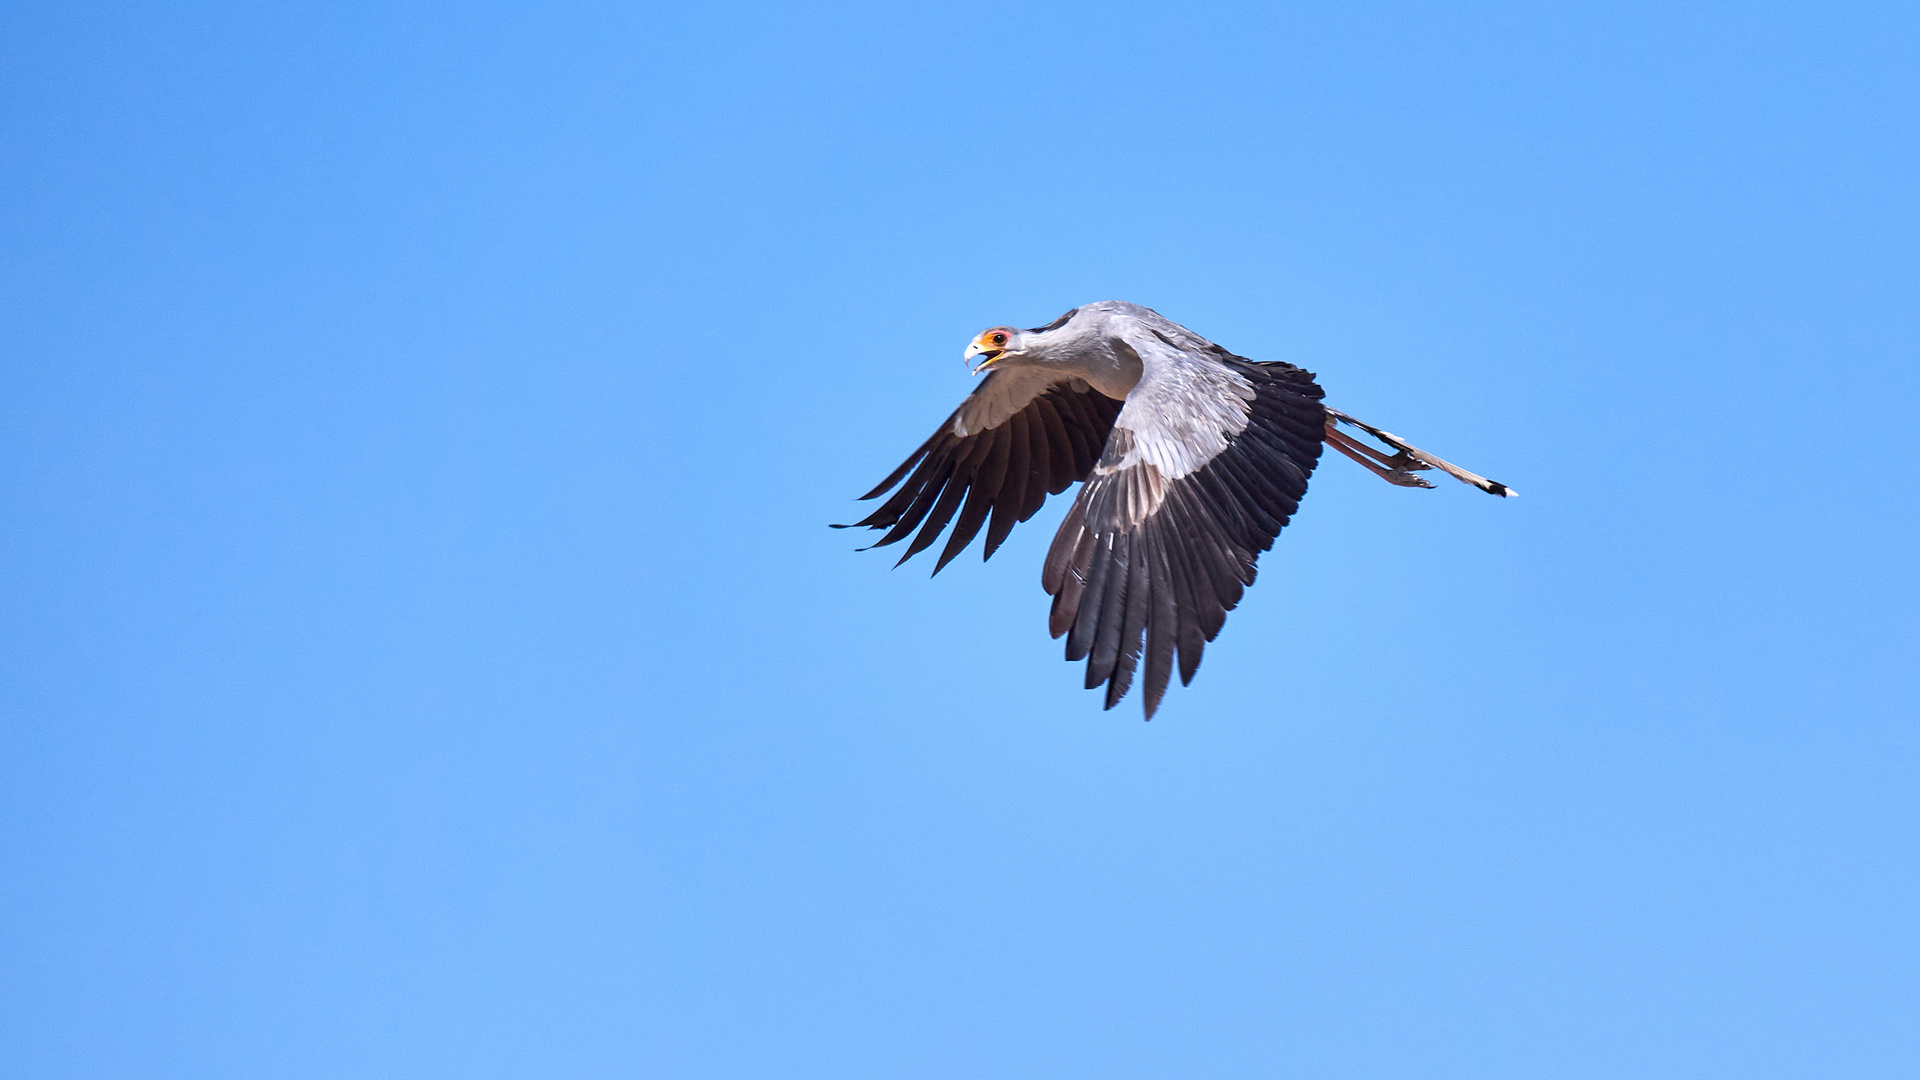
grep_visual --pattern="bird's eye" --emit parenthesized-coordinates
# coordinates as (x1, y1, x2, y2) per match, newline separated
(992, 333, 1007, 345)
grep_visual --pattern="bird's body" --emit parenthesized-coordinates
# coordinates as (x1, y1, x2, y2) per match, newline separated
(842, 302, 1513, 718)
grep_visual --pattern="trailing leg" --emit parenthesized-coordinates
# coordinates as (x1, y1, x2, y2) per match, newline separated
(1324, 408, 1517, 497)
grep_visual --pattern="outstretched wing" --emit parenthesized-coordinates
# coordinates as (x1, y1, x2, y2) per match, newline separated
(1043, 332, 1325, 718)
(841, 367, 1125, 573)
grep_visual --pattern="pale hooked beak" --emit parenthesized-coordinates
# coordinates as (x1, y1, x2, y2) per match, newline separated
(964, 340, 1005, 375)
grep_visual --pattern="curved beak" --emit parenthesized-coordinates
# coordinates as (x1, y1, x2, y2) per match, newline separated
(963, 339, 1005, 375)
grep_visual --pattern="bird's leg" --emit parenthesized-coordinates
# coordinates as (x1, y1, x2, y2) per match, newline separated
(1325, 422, 1431, 473)
(1323, 419, 1436, 488)
(1323, 408, 1517, 498)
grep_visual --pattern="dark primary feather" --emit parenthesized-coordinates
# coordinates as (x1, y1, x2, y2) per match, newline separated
(839, 377, 1125, 574)
(1044, 358, 1326, 718)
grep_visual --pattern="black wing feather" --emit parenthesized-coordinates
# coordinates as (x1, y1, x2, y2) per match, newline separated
(984, 410, 1032, 560)
(843, 376, 1124, 574)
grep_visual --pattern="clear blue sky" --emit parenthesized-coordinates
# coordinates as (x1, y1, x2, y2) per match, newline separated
(3, 1, 1916, 1077)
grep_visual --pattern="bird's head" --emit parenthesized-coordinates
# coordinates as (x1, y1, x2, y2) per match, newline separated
(964, 326, 1020, 375)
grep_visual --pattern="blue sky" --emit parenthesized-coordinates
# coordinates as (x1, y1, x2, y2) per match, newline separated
(3, 1, 1917, 1076)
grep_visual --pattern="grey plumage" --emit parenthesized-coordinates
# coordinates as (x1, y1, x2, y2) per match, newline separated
(841, 301, 1514, 719)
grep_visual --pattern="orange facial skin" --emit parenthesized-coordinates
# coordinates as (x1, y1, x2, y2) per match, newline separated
(964, 327, 1015, 373)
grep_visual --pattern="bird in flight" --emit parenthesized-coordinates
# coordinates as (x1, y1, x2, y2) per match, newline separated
(840, 302, 1514, 719)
